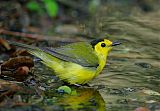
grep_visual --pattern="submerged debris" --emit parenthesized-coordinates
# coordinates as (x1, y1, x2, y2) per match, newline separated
(1, 56, 34, 81)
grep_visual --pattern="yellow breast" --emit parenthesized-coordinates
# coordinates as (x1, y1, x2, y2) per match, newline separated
(55, 62, 97, 84)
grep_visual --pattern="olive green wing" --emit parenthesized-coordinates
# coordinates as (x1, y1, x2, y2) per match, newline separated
(41, 42, 99, 67)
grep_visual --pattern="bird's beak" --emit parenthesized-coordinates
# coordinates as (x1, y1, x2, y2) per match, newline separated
(112, 41, 121, 46)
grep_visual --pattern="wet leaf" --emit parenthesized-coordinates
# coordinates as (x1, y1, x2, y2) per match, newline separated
(1, 56, 34, 81)
(1, 56, 34, 70)
(57, 85, 72, 94)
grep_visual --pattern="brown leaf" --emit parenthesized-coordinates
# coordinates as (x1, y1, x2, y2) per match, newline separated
(1, 56, 34, 81)
(11, 49, 30, 57)
(1, 56, 34, 70)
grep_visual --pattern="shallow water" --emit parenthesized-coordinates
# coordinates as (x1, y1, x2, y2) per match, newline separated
(86, 3, 160, 111)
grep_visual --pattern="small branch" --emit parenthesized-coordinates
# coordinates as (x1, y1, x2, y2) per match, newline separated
(0, 29, 43, 40)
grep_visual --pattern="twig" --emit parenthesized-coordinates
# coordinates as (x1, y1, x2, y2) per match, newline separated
(0, 29, 43, 40)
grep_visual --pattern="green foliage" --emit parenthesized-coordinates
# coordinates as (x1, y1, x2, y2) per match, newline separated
(43, 0, 58, 17)
(26, 1, 41, 12)
(26, 0, 58, 17)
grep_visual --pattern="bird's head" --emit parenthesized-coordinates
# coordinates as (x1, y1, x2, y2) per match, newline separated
(91, 38, 121, 58)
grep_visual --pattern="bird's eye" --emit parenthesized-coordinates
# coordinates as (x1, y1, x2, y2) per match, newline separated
(101, 43, 106, 47)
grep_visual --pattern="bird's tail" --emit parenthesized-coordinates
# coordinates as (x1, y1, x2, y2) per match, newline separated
(8, 41, 46, 62)
(8, 41, 62, 70)
(8, 41, 38, 51)
(8, 41, 43, 57)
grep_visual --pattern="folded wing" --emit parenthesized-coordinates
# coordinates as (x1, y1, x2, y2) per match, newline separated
(41, 42, 99, 67)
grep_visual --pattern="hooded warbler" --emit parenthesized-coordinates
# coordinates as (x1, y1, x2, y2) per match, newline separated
(9, 39, 121, 85)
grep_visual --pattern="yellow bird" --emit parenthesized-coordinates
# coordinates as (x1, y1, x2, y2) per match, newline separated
(9, 39, 121, 85)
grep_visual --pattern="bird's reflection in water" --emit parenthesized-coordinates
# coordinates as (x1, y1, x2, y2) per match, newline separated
(56, 87, 106, 111)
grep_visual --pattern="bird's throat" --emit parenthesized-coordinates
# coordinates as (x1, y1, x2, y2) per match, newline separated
(95, 54, 107, 77)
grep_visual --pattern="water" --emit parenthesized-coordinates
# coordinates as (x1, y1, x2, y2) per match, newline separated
(86, 3, 160, 111)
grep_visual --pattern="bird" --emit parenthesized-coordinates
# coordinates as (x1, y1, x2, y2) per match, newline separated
(9, 38, 121, 85)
